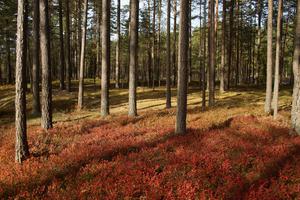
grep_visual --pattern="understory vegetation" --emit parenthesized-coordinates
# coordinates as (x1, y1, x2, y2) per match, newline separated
(0, 81, 299, 199)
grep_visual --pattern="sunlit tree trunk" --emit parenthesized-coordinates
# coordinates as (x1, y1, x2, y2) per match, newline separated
(273, 0, 283, 119)
(172, 0, 177, 87)
(291, 0, 300, 135)
(152, 0, 156, 90)
(175, 0, 189, 134)
(255, 0, 262, 85)
(77, 0, 88, 110)
(220, 0, 226, 93)
(128, 0, 139, 117)
(208, 0, 215, 106)
(265, 0, 273, 114)
(115, 0, 120, 89)
(101, 0, 111, 117)
(15, 0, 30, 163)
(166, 0, 172, 109)
(40, 0, 52, 130)
(202, 0, 207, 111)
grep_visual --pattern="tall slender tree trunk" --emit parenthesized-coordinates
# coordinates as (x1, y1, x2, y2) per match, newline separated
(128, 0, 139, 117)
(188, 0, 192, 84)
(65, 0, 71, 92)
(255, 0, 262, 85)
(40, 0, 52, 130)
(272, 0, 283, 119)
(78, 0, 88, 110)
(157, 0, 162, 87)
(291, 0, 300, 134)
(202, 0, 207, 111)
(152, 0, 156, 90)
(220, 0, 226, 93)
(235, 0, 240, 86)
(147, 0, 152, 87)
(172, 0, 177, 87)
(265, 0, 273, 114)
(166, 0, 172, 109)
(96, 0, 102, 79)
(15, 0, 30, 163)
(32, 0, 40, 115)
(115, 0, 121, 89)
(175, 0, 189, 134)
(58, 0, 65, 90)
(77, 0, 82, 80)
(101, 0, 111, 117)
(208, 0, 215, 106)
(227, 0, 234, 90)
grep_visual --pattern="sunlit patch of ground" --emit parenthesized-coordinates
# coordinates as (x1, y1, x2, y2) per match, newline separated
(0, 80, 298, 199)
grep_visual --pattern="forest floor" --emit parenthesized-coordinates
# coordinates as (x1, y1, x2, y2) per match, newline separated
(0, 79, 299, 199)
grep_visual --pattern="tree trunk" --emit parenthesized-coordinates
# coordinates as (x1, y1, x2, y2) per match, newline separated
(272, 0, 283, 119)
(166, 0, 172, 109)
(15, 0, 30, 163)
(101, 0, 111, 117)
(40, 0, 53, 130)
(77, 0, 88, 110)
(202, 0, 207, 111)
(227, 0, 234, 90)
(172, 0, 177, 87)
(96, 0, 102, 79)
(175, 0, 189, 134)
(291, 0, 300, 134)
(32, 0, 41, 115)
(265, 0, 273, 114)
(77, 0, 82, 80)
(208, 0, 215, 106)
(58, 0, 65, 90)
(220, 0, 226, 93)
(157, 0, 162, 87)
(255, 0, 262, 85)
(115, 0, 121, 89)
(65, 0, 71, 92)
(128, 0, 139, 117)
(152, 0, 156, 90)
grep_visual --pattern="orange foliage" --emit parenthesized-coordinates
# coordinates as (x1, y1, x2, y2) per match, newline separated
(0, 108, 299, 199)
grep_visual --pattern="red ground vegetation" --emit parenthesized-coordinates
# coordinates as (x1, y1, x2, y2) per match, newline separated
(0, 106, 299, 199)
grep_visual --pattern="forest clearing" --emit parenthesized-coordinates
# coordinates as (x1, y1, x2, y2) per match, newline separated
(1, 81, 300, 199)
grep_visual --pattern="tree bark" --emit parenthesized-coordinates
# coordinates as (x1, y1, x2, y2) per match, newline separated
(77, 0, 88, 110)
(65, 0, 71, 92)
(175, 0, 189, 134)
(272, 0, 283, 119)
(265, 0, 273, 114)
(15, 0, 30, 163)
(291, 0, 300, 134)
(115, 0, 121, 89)
(208, 0, 215, 106)
(220, 0, 226, 93)
(227, 0, 234, 90)
(101, 0, 111, 117)
(166, 0, 172, 108)
(32, 0, 41, 115)
(40, 0, 53, 130)
(152, 0, 156, 90)
(58, 0, 65, 90)
(128, 0, 139, 117)
(172, 0, 177, 87)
